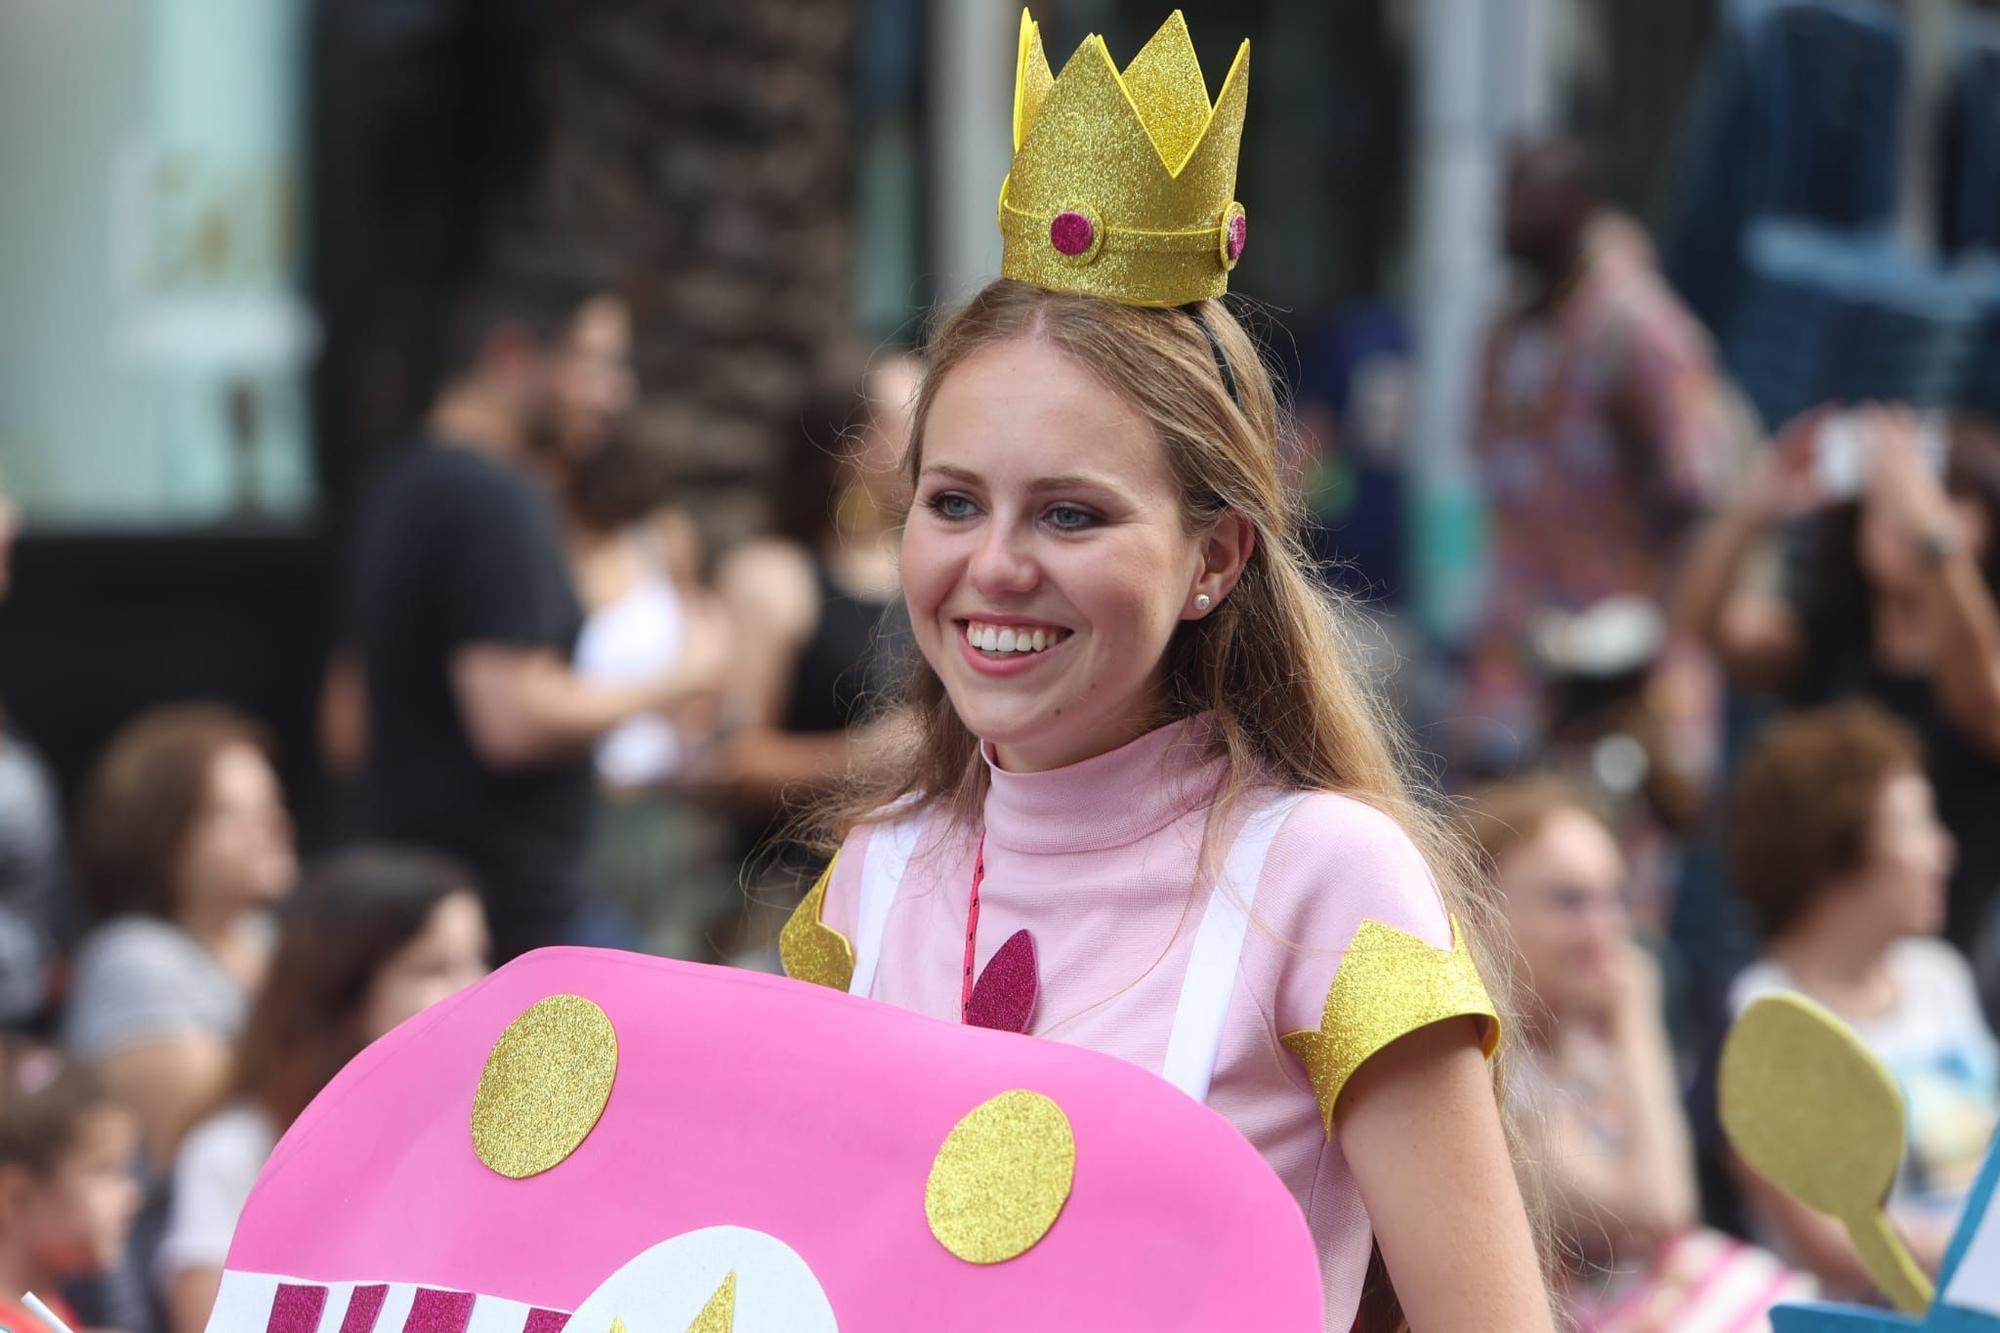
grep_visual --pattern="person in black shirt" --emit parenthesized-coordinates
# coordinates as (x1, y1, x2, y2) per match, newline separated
(337, 276, 727, 960)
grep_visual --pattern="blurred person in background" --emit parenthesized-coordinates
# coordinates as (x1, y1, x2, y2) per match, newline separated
(64, 705, 296, 1168)
(160, 847, 487, 1332)
(0, 476, 65, 1030)
(1464, 135, 1738, 794)
(1469, 779, 1811, 1329)
(336, 271, 728, 963)
(528, 290, 731, 957)
(1678, 406, 2000, 969)
(0, 1055, 142, 1333)
(1726, 702, 1999, 1295)
(703, 354, 916, 963)
(1469, 780, 1696, 1275)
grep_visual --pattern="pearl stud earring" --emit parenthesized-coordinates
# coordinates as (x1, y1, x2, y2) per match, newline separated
(1195, 594, 1213, 612)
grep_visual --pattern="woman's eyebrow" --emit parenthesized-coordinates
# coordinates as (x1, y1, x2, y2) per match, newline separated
(918, 465, 1116, 493)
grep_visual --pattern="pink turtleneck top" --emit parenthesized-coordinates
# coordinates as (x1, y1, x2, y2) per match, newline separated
(806, 717, 1482, 1329)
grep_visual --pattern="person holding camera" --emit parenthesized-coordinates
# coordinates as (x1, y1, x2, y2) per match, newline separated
(1674, 404, 2000, 964)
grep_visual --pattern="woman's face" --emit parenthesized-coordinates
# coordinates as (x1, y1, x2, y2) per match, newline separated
(177, 744, 296, 919)
(1849, 768, 1954, 940)
(1494, 808, 1629, 1020)
(903, 338, 1225, 772)
(554, 295, 636, 461)
(358, 890, 491, 1043)
(855, 354, 923, 509)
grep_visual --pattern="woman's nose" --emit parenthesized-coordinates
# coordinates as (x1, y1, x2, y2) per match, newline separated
(968, 522, 1040, 596)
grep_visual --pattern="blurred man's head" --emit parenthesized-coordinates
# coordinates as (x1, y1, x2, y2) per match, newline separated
(438, 269, 628, 455)
(1502, 135, 1600, 282)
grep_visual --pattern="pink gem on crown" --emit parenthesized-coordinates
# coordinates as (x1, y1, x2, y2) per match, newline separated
(1050, 211, 1095, 256)
(1226, 213, 1248, 262)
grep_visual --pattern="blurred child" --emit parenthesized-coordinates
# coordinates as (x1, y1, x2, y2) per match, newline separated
(0, 1052, 142, 1333)
(160, 847, 489, 1333)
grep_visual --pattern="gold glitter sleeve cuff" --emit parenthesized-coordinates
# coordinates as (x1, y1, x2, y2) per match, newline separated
(779, 853, 854, 991)
(1280, 917, 1500, 1136)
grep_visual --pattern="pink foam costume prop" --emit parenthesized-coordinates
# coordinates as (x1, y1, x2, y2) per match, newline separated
(212, 948, 1321, 1332)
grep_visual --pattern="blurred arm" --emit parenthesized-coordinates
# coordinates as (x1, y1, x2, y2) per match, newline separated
(168, 1269, 222, 1333)
(1731, 1158, 1954, 1296)
(1540, 995, 1698, 1259)
(317, 650, 368, 778)
(716, 539, 819, 729)
(1924, 545, 2000, 755)
(703, 539, 867, 806)
(450, 641, 720, 772)
(1671, 492, 1806, 693)
(98, 1034, 230, 1167)
(1342, 1018, 1555, 1331)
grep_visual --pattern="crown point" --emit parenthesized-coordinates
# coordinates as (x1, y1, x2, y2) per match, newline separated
(1050, 210, 1096, 257)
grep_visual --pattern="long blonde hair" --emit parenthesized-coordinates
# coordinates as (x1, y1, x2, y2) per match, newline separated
(807, 278, 1546, 1329)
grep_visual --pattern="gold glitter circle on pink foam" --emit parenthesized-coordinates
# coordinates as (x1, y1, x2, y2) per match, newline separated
(471, 993, 618, 1179)
(925, 1089, 1075, 1264)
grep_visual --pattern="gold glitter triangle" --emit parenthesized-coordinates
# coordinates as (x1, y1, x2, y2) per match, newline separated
(609, 1320, 626, 1333)
(778, 854, 853, 991)
(1119, 10, 1211, 171)
(1281, 917, 1499, 1136)
(1012, 11, 1054, 151)
(683, 1272, 737, 1333)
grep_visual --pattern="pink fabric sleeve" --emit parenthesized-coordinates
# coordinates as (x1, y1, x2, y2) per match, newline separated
(1248, 792, 1455, 1042)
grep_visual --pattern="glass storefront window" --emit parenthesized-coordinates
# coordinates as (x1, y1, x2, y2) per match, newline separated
(0, 0, 315, 529)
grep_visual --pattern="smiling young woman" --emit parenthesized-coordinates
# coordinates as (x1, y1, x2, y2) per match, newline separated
(780, 11, 1552, 1330)
(784, 275, 1551, 1331)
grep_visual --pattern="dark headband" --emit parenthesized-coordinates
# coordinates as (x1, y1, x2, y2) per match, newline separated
(1185, 306, 1241, 407)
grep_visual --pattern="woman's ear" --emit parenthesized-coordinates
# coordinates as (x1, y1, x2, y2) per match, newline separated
(1185, 509, 1257, 619)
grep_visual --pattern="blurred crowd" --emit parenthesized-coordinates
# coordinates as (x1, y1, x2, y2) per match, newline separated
(0, 109, 1997, 1333)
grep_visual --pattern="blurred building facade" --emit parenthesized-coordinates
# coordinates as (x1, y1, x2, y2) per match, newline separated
(0, 0, 1725, 830)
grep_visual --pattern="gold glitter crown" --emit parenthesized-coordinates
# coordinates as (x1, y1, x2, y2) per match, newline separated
(1000, 9, 1250, 308)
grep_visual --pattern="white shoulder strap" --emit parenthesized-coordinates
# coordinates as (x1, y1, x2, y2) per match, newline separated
(1159, 791, 1308, 1103)
(849, 811, 929, 999)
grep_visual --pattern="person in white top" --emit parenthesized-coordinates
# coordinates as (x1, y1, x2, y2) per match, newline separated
(1725, 701, 2000, 1298)
(160, 847, 489, 1333)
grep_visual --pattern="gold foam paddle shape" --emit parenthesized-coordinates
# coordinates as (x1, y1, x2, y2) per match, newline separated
(1718, 992, 1933, 1314)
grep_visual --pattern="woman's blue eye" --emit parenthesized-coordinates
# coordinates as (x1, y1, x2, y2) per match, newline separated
(928, 493, 977, 519)
(1046, 504, 1097, 530)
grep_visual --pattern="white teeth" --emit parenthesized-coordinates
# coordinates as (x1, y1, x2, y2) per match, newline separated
(965, 621, 1063, 655)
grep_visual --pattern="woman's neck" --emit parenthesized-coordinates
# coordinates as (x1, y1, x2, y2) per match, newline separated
(177, 896, 255, 972)
(989, 695, 1168, 775)
(1769, 908, 1900, 1019)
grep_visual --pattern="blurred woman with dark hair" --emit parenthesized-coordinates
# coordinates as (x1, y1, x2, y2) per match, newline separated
(700, 354, 916, 960)
(159, 846, 487, 1332)
(1678, 406, 2000, 968)
(63, 705, 297, 1165)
